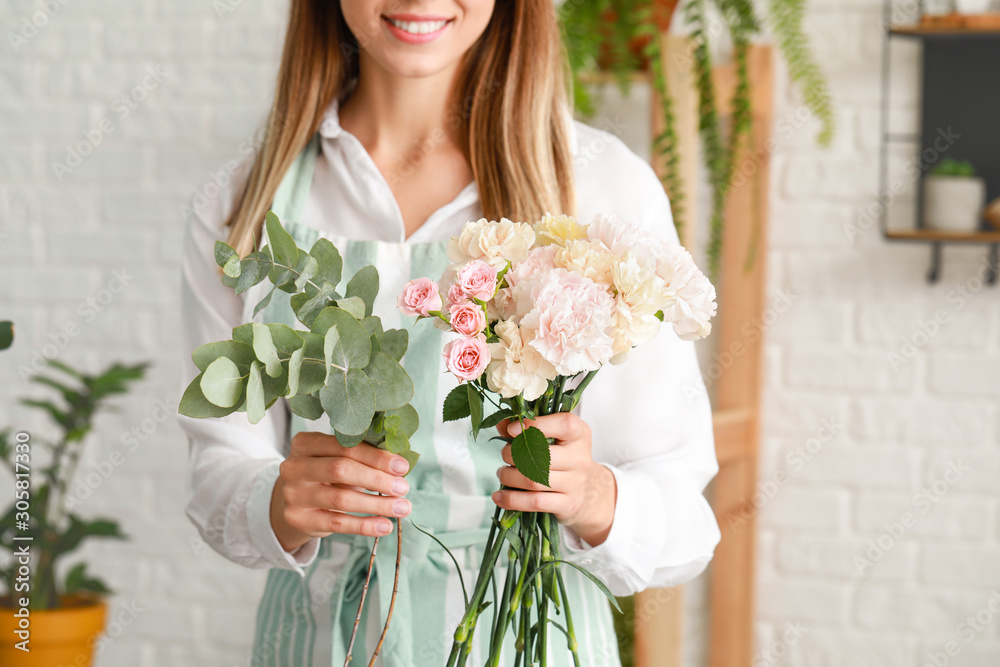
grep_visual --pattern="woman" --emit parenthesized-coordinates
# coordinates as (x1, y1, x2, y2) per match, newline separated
(178, 1, 721, 665)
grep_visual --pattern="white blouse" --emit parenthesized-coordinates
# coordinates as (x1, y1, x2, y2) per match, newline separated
(178, 100, 721, 597)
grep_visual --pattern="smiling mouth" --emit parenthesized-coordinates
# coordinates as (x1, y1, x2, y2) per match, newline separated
(382, 16, 452, 35)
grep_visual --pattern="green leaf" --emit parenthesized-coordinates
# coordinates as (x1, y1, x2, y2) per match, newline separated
(442, 384, 471, 422)
(64, 562, 112, 596)
(380, 329, 409, 362)
(336, 296, 366, 320)
(481, 408, 514, 431)
(323, 325, 342, 383)
(52, 516, 125, 560)
(252, 323, 283, 378)
(214, 240, 237, 268)
(360, 317, 384, 337)
(320, 368, 376, 436)
(223, 252, 273, 295)
(295, 331, 328, 395)
(200, 357, 245, 408)
(411, 520, 467, 604)
(468, 384, 484, 439)
(309, 237, 343, 288)
(528, 559, 622, 613)
(291, 282, 337, 328)
(510, 425, 551, 487)
(335, 429, 366, 447)
(287, 345, 305, 398)
(385, 403, 419, 437)
(364, 352, 414, 411)
(288, 393, 324, 420)
(192, 340, 256, 372)
(312, 307, 372, 370)
(179, 372, 240, 418)
(399, 449, 420, 474)
(294, 255, 319, 291)
(247, 360, 266, 424)
(223, 253, 241, 278)
(382, 429, 409, 454)
(0, 320, 13, 350)
(252, 286, 276, 319)
(265, 211, 300, 268)
(346, 265, 379, 317)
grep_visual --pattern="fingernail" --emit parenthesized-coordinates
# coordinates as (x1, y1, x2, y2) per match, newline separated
(393, 500, 411, 516)
(492, 491, 502, 503)
(508, 423, 522, 436)
(377, 520, 393, 534)
(391, 478, 409, 495)
(390, 458, 409, 474)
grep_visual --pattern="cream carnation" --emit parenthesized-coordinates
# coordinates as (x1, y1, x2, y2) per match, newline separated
(555, 239, 616, 287)
(609, 253, 665, 362)
(587, 213, 666, 265)
(520, 269, 616, 375)
(504, 245, 559, 320)
(486, 320, 557, 401)
(447, 218, 535, 270)
(657, 246, 717, 341)
(533, 212, 588, 246)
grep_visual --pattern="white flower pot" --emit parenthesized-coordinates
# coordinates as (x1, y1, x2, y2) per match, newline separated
(924, 0, 953, 15)
(954, 0, 991, 13)
(923, 175, 986, 232)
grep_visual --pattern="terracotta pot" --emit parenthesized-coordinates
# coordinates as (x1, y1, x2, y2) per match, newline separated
(0, 596, 106, 667)
(597, 0, 680, 71)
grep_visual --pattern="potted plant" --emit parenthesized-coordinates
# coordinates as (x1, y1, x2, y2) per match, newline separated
(560, 0, 834, 279)
(923, 158, 986, 233)
(0, 359, 147, 666)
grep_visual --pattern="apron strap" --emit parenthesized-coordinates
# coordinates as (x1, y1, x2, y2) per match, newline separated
(271, 133, 320, 226)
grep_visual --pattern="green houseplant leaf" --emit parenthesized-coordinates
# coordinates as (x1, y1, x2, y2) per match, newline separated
(200, 357, 245, 408)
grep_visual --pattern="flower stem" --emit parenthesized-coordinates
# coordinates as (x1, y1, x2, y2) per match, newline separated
(367, 519, 402, 667)
(345, 536, 379, 667)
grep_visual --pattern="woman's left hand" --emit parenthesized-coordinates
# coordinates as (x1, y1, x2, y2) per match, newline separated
(494, 413, 618, 547)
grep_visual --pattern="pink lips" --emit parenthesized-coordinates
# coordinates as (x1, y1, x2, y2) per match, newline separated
(382, 14, 453, 44)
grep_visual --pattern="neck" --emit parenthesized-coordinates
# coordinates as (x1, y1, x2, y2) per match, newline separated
(340, 55, 463, 154)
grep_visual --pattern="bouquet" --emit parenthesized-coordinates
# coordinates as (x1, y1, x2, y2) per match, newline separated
(179, 213, 420, 666)
(398, 213, 716, 666)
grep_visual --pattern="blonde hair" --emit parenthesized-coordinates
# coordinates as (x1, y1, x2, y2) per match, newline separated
(225, 0, 576, 257)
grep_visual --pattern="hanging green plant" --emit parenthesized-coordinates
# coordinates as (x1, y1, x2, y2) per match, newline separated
(560, 0, 834, 281)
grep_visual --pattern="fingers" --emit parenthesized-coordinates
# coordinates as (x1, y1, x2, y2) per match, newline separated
(500, 442, 576, 472)
(501, 413, 590, 444)
(291, 431, 410, 476)
(496, 464, 570, 493)
(308, 485, 412, 519)
(292, 508, 398, 538)
(491, 488, 570, 519)
(287, 456, 409, 496)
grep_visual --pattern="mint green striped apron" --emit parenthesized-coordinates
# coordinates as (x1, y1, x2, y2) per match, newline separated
(247, 136, 621, 667)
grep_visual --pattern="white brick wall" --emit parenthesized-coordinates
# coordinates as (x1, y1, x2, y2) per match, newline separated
(2, 1, 998, 666)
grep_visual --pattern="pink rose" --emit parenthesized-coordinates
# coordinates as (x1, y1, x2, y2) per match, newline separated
(397, 277, 443, 317)
(449, 303, 488, 337)
(447, 282, 470, 306)
(443, 334, 490, 381)
(455, 260, 498, 302)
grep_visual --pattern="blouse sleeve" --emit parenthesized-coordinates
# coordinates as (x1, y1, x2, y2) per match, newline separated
(560, 136, 721, 596)
(178, 178, 320, 575)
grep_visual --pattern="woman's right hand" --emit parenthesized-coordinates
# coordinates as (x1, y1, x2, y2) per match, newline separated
(270, 431, 412, 552)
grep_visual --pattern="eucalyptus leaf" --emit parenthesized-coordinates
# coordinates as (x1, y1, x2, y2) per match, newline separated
(180, 372, 240, 418)
(222, 254, 241, 278)
(294, 255, 319, 291)
(382, 429, 409, 454)
(364, 351, 414, 411)
(287, 345, 305, 398)
(312, 307, 372, 370)
(200, 357, 245, 408)
(192, 340, 255, 372)
(214, 240, 237, 268)
(265, 211, 299, 268)
(360, 317, 384, 337)
(295, 331, 328, 395)
(323, 325, 342, 383)
(320, 368, 376, 436)
(510, 425, 551, 487)
(292, 282, 337, 328)
(246, 361, 266, 424)
(336, 297, 366, 320)
(379, 329, 408, 362)
(252, 286, 276, 319)
(309, 237, 343, 288)
(288, 393, 324, 420)
(252, 323, 282, 378)
(334, 429, 366, 448)
(346, 265, 379, 317)
(385, 404, 419, 437)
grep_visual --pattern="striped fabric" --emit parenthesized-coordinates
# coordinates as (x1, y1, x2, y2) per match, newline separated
(247, 139, 620, 667)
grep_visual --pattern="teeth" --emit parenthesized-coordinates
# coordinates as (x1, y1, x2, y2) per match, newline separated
(388, 18, 447, 35)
